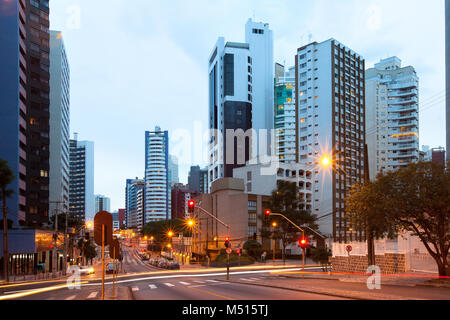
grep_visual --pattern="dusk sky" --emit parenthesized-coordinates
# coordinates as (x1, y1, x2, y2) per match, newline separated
(49, 0, 446, 212)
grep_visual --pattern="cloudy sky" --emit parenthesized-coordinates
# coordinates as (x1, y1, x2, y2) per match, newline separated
(49, 0, 446, 211)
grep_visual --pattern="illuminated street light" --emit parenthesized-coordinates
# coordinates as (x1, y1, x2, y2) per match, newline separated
(167, 243, 172, 249)
(272, 222, 278, 228)
(86, 222, 93, 229)
(321, 156, 331, 167)
(186, 219, 196, 228)
(167, 231, 174, 238)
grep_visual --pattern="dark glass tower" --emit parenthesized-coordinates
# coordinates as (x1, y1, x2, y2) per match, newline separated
(24, 0, 51, 225)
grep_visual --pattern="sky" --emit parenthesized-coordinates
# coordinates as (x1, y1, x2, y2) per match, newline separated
(49, 0, 446, 212)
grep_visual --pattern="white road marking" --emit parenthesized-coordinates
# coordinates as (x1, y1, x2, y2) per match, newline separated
(148, 284, 157, 289)
(206, 280, 218, 283)
(65, 295, 76, 300)
(240, 278, 255, 281)
(131, 286, 139, 291)
(164, 283, 175, 287)
(87, 291, 98, 299)
(179, 282, 190, 285)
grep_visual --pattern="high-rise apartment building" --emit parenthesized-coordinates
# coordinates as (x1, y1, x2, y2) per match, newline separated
(188, 166, 209, 194)
(0, 0, 52, 226)
(295, 39, 366, 242)
(0, 0, 30, 226)
(144, 127, 170, 222)
(274, 64, 297, 164)
(24, 0, 51, 225)
(95, 195, 110, 213)
(366, 57, 419, 180)
(208, 19, 274, 184)
(69, 138, 94, 222)
(49, 30, 70, 218)
(125, 178, 144, 229)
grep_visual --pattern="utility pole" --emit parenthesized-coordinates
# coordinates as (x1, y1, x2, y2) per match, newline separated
(53, 205, 58, 276)
(364, 144, 375, 268)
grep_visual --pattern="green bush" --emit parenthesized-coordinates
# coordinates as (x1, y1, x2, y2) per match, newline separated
(243, 240, 262, 259)
(209, 253, 255, 268)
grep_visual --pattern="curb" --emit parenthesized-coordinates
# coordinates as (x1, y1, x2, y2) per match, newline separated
(223, 279, 371, 300)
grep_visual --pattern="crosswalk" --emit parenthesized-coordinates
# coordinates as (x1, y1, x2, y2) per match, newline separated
(58, 276, 269, 299)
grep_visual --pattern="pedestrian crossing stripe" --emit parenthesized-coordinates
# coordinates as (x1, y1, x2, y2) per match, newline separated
(132, 287, 139, 291)
(164, 283, 175, 287)
(87, 291, 98, 299)
(149, 284, 157, 289)
(206, 280, 218, 283)
(65, 295, 76, 300)
(179, 282, 190, 285)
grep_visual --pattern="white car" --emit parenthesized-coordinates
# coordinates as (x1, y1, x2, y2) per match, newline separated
(79, 266, 95, 275)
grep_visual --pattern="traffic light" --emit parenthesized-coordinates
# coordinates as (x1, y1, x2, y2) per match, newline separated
(224, 236, 230, 248)
(187, 200, 195, 214)
(299, 237, 308, 249)
(264, 209, 271, 221)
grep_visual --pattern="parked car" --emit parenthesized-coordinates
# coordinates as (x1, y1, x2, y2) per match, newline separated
(106, 262, 115, 274)
(168, 262, 180, 270)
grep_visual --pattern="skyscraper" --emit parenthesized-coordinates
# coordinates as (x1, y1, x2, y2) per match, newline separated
(0, 0, 52, 226)
(0, 0, 29, 226)
(188, 166, 209, 194)
(144, 126, 170, 222)
(295, 39, 366, 242)
(49, 30, 70, 217)
(95, 195, 110, 213)
(69, 138, 94, 222)
(24, 0, 51, 226)
(366, 57, 419, 180)
(125, 178, 144, 229)
(208, 19, 274, 184)
(446, 0, 450, 160)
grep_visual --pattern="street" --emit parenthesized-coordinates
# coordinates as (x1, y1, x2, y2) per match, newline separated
(1, 246, 449, 301)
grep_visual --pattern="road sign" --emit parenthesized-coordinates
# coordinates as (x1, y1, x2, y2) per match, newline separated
(94, 211, 113, 246)
(346, 245, 352, 253)
(226, 248, 232, 255)
(109, 238, 120, 260)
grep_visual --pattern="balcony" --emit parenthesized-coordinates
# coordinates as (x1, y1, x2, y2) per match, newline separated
(389, 96, 418, 105)
(388, 81, 417, 90)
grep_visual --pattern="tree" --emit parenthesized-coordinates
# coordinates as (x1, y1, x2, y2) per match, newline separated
(310, 247, 332, 272)
(243, 240, 262, 260)
(346, 162, 450, 277)
(266, 181, 318, 263)
(0, 159, 15, 283)
(77, 238, 97, 265)
(142, 219, 188, 248)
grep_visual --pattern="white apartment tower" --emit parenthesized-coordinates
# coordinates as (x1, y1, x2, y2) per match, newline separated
(49, 30, 70, 215)
(145, 126, 170, 222)
(366, 57, 419, 180)
(295, 39, 366, 242)
(208, 19, 274, 185)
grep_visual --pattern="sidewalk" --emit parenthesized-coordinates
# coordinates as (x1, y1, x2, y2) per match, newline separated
(273, 269, 450, 288)
(104, 285, 133, 300)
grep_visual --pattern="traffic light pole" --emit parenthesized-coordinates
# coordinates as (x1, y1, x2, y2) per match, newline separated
(194, 204, 231, 280)
(269, 213, 306, 274)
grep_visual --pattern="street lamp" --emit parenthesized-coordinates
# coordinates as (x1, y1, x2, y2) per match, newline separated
(321, 156, 331, 167)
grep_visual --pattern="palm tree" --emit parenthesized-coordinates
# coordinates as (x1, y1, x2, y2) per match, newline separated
(0, 158, 15, 283)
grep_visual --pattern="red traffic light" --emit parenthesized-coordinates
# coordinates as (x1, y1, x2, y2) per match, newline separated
(299, 238, 308, 249)
(225, 236, 230, 242)
(264, 209, 271, 220)
(224, 236, 230, 248)
(188, 200, 195, 208)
